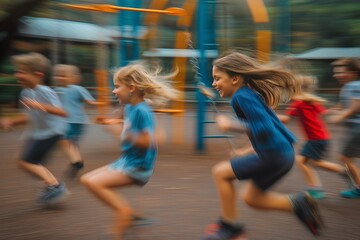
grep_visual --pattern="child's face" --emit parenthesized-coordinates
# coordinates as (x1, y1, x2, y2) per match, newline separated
(54, 72, 71, 86)
(212, 66, 239, 98)
(333, 66, 357, 85)
(112, 79, 132, 104)
(14, 66, 40, 88)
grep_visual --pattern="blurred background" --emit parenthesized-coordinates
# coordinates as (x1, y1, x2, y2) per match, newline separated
(1, 0, 360, 108)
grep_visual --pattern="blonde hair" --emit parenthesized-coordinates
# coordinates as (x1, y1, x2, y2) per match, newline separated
(53, 64, 82, 83)
(293, 75, 326, 103)
(113, 62, 181, 105)
(12, 52, 50, 74)
(213, 52, 301, 107)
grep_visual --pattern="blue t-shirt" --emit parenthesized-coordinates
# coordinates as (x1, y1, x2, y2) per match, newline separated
(339, 80, 360, 124)
(55, 85, 95, 124)
(231, 86, 296, 160)
(120, 102, 157, 170)
(20, 85, 66, 139)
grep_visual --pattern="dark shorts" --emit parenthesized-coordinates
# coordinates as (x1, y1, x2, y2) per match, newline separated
(300, 140, 329, 160)
(342, 123, 360, 158)
(64, 123, 85, 143)
(21, 135, 63, 164)
(230, 148, 295, 191)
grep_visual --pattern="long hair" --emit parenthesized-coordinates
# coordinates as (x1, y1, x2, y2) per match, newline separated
(113, 61, 181, 105)
(293, 75, 325, 103)
(213, 52, 301, 108)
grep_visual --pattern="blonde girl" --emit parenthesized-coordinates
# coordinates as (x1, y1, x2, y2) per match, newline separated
(80, 62, 180, 238)
(279, 75, 349, 199)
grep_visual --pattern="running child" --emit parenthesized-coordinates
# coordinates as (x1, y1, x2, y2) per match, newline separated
(278, 75, 349, 199)
(0, 52, 68, 205)
(329, 58, 360, 198)
(80, 62, 180, 238)
(53, 64, 103, 178)
(202, 52, 323, 240)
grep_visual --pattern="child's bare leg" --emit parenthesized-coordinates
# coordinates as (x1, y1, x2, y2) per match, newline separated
(18, 160, 59, 185)
(59, 139, 81, 163)
(311, 160, 344, 173)
(340, 155, 360, 186)
(296, 155, 321, 187)
(81, 167, 135, 234)
(242, 182, 292, 211)
(212, 161, 238, 223)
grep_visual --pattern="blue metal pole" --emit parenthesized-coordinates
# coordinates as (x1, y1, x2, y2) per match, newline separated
(117, 0, 141, 66)
(197, 0, 207, 151)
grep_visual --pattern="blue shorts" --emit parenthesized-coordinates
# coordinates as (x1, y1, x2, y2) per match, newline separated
(342, 123, 360, 158)
(64, 123, 85, 143)
(230, 148, 294, 191)
(108, 158, 154, 186)
(300, 140, 329, 160)
(22, 135, 63, 164)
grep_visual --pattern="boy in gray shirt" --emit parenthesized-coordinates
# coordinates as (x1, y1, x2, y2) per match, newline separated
(330, 58, 360, 198)
(1, 52, 68, 205)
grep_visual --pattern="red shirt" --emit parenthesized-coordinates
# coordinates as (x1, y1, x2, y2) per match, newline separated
(286, 100, 330, 140)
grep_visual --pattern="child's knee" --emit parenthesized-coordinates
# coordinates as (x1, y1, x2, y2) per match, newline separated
(242, 192, 257, 208)
(211, 161, 229, 180)
(80, 174, 93, 187)
(296, 156, 307, 165)
(339, 155, 351, 164)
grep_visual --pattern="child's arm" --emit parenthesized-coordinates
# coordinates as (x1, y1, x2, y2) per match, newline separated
(216, 114, 247, 133)
(328, 99, 360, 123)
(277, 114, 291, 123)
(0, 115, 28, 130)
(85, 100, 107, 106)
(125, 131, 151, 149)
(22, 98, 67, 117)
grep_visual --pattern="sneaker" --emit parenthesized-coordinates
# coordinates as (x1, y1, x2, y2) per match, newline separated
(202, 218, 245, 240)
(39, 182, 69, 205)
(340, 188, 360, 199)
(290, 192, 323, 236)
(131, 215, 155, 226)
(67, 161, 84, 178)
(306, 188, 326, 200)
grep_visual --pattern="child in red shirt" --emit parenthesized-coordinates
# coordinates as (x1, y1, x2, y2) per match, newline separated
(279, 75, 348, 199)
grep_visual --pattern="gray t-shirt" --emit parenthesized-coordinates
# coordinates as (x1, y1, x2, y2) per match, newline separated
(20, 85, 66, 139)
(340, 80, 360, 124)
(55, 85, 95, 124)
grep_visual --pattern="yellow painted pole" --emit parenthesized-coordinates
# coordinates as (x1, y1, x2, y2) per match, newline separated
(256, 30, 272, 62)
(245, 0, 269, 23)
(61, 4, 186, 16)
(246, 0, 271, 62)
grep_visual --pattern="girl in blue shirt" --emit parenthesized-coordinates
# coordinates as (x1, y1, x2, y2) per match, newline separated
(202, 52, 323, 240)
(81, 62, 180, 238)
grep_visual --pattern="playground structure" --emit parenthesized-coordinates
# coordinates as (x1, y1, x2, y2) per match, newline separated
(61, 0, 272, 151)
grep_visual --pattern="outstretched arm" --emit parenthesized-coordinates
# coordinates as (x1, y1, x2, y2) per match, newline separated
(21, 98, 67, 117)
(216, 114, 248, 133)
(277, 114, 291, 123)
(0, 115, 28, 130)
(328, 99, 360, 123)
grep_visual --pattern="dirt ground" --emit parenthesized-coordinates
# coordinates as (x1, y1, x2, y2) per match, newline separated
(1, 108, 360, 240)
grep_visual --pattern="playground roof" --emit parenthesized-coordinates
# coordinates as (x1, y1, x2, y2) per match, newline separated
(294, 47, 360, 60)
(143, 48, 218, 58)
(17, 17, 147, 43)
